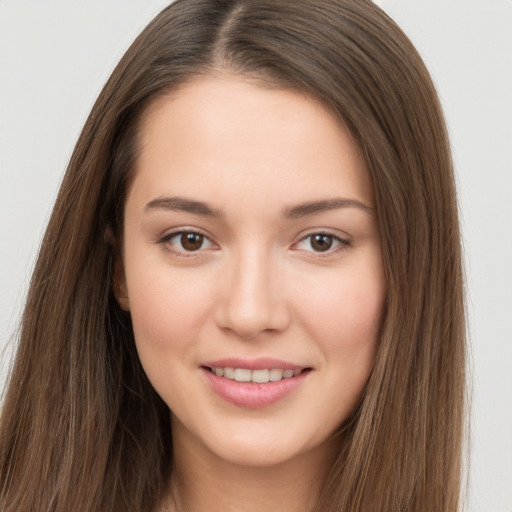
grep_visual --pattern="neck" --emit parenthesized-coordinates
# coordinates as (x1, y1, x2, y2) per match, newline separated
(165, 419, 335, 512)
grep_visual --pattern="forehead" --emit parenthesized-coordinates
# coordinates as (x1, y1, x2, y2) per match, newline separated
(129, 75, 373, 211)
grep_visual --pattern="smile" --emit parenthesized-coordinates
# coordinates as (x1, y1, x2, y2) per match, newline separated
(201, 361, 312, 408)
(207, 367, 303, 383)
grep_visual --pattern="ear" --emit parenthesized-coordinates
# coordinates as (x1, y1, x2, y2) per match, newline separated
(106, 226, 130, 311)
(113, 256, 130, 312)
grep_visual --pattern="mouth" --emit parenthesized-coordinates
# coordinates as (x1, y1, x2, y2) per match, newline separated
(200, 361, 312, 408)
(204, 366, 310, 383)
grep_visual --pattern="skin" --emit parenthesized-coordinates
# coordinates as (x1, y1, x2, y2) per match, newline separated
(116, 75, 386, 512)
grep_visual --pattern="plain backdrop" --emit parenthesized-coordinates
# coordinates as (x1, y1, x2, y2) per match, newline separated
(0, 1, 511, 510)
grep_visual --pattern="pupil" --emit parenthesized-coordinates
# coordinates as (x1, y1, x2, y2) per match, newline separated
(181, 233, 203, 251)
(311, 234, 332, 252)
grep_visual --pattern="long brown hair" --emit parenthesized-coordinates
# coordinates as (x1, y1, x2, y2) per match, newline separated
(0, 1, 466, 510)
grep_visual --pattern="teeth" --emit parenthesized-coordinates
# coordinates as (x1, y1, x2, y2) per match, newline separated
(251, 369, 270, 383)
(223, 367, 235, 379)
(210, 367, 303, 383)
(269, 369, 283, 381)
(233, 368, 251, 382)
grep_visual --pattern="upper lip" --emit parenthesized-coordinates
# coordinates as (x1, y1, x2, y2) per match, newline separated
(201, 357, 308, 371)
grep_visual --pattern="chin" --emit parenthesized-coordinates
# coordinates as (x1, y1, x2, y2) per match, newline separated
(186, 415, 337, 470)
(210, 440, 309, 468)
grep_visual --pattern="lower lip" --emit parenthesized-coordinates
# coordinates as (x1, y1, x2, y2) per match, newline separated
(202, 368, 310, 409)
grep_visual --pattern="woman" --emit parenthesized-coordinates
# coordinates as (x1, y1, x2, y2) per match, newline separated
(0, 0, 466, 511)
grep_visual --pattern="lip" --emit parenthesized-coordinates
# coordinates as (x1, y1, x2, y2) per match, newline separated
(200, 359, 311, 409)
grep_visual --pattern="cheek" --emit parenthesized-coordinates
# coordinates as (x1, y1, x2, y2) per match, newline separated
(315, 274, 385, 412)
(297, 265, 385, 352)
(295, 256, 385, 410)
(125, 267, 219, 405)
(126, 267, 215, 356)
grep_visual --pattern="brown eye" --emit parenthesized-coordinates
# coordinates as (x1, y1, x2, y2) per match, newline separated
(294, 232, 348, 255)
(159, 231, 215, 257)
(161, 231, 215, 255)
(310, 234, 333, 252)
(180, 232, 204, 251)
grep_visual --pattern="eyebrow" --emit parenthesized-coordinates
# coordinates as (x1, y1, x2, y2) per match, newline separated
(144, 195, 372, 219)
(283, 198, 373, 218)
(145, 196, 224, 218)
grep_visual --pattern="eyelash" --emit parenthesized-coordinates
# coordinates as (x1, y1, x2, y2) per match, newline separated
(158, 230, 216, 257)
(157, 230, 350, 257)
(292, 232, 350, 256)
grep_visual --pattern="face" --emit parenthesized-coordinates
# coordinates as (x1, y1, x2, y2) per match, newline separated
(118, 76, 386, 468)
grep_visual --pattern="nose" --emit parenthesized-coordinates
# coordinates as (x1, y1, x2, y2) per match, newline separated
(215, 247, 291, 338)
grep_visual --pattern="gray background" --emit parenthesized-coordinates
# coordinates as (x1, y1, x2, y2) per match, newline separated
(1, 1, 511, 510)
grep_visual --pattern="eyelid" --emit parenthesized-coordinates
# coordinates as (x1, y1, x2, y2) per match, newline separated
(158, 228, 219, 257)
(156, 227, 350, 258)
(291, 230, 351, 255)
